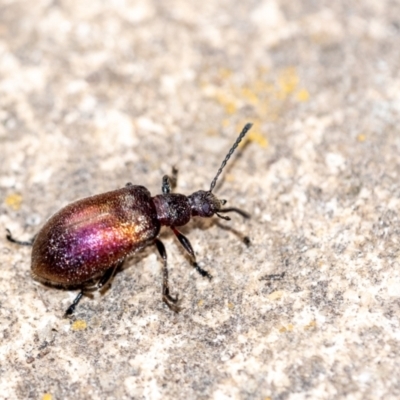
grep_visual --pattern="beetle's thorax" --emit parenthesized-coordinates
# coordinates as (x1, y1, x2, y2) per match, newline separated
(153, 193, 191, 226)
(152, 190, 222, 227)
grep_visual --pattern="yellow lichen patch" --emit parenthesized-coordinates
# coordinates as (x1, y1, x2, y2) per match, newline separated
(224, 174, 236, 182)
(247, 130, 268, 148)
(214, 91, 238, 114)
(42, 394, 52, 400)
(236, 121, 267, 148)
(279, 324, 294, 333)
(72, 320, 87, 331)
(5, 193, 22, 210)
(197, 299, 204, 307)
(219, 67, 233, 80)
(241, 87, 259, 106)
(278, 67, 299, 97)
(203, 65, 309, 123)
(357, 134, 366, 142)
(222, 119, 231, 128)
(268, 290, 284, 300)
(208, 82, 240, 115)
(304, 320, 317, 330)
(227, 302, 234, 310)
(295, 88, 310, 102)
(224, 101, 237, 115)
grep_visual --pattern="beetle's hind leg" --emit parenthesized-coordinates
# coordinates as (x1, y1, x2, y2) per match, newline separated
(6, 228, 36, 246)
(162, 166, 178, 194)
(64, 259, 124, 317)
(155, 238, 181, 312)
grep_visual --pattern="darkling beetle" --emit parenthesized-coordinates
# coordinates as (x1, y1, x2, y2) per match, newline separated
(6, 123, 252, 316)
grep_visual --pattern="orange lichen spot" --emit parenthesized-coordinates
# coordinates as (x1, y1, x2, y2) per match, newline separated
(278, 67, 299, 96)
(5, 193, 22, 210)
(357, 134, 366, 142)
(304, 320, 317, 330)
(72, 320, 87, 331)
(296, 88, 310, 102)
(42, 394, 52, 400)
(227, 302, 234, 309)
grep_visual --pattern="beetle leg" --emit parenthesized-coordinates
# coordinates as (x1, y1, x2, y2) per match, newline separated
(6, 228, 36, 246)
(83, 259, 124, 293)
(154, 238, 181, 312)
(64, 292, 84, 317)
(172, 227, 213, 280)
(161, 166, 178, 194)
(64, 260, 123, 317)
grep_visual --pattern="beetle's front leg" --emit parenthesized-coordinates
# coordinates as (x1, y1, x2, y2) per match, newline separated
(172, 227, 213, 280)
(154, 238, 181, 312)
(162, 166, 178, 194)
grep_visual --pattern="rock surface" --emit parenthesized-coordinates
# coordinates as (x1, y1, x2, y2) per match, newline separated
(1, 1, 399, 399)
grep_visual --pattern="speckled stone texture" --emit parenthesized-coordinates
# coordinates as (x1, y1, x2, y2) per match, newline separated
(1, 1, 400, 399)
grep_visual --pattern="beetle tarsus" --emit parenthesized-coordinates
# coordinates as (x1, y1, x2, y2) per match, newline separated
(194, 262, 213, 280)
(64, 291, 83, 317)
(163, 296, 182, 313)
(6, 228, 35, 246)
(163, 291, 182, 313)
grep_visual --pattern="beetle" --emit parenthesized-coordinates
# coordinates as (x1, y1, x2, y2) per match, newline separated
(6, 123, 252, 316)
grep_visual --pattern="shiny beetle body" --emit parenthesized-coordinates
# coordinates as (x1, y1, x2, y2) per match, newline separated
(32, 185, 158, 285)
(7, 123, 253, 315)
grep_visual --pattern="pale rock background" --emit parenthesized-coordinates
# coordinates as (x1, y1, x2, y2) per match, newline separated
(1, 0, 400, 399)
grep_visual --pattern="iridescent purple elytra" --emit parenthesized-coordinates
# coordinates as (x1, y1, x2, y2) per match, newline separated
(32, 185, 158, 285)
(7, 123, 253, 315)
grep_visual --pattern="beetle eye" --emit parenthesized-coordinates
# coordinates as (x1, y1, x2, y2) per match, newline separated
(202, 203, 210, 214)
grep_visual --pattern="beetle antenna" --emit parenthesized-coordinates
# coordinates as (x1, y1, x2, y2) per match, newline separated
(209, 123, 253, 192)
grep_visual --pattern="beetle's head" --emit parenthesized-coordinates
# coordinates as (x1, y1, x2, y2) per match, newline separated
(188, 190, 223, 218)
(188, 190, 249, 221)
